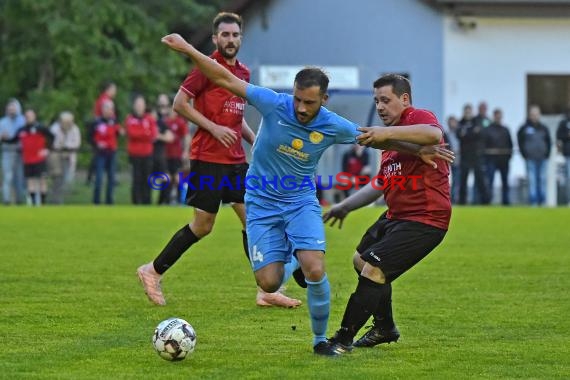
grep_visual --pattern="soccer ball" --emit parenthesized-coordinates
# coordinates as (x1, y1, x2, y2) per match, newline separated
(152, 317, 197, 361)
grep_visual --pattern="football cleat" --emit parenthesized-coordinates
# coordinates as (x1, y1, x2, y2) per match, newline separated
(353, 325, 400, 348)
(313, 341, 349, 356)
(137, 263, 166, 306)
(256, 287, 302, 308)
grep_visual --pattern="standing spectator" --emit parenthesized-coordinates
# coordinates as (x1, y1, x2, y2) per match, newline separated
(161, 109, 189, 205)
(126, 95, 157, 205)
(556, 108, 570, 205)
(89, 100, 121, 205)
(444, 115, 460, 203)
(473, 101, 491, 129)
(93, 81, 118, 118)
(341, 144, 371, 199)
(49, 111, 81, 204)
(457, 103, 490, 205)
(483, 108, 513, 205)
(88, 81, 118, 185)
(153, 94, 175, 204)
(2, 109, 54, 206)
(0, 98, 26, 204)
(517, 105, 551, 206)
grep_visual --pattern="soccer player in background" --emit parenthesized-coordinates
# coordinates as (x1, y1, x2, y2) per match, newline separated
(325, 74, 452, 353)
(159, 34, 453, 355)
(137, 13, 301, 308)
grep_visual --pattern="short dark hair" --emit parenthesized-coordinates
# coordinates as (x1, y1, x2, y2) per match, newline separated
(294, 67, 330, 94)
(373, 74, 412, 104)
(212, 12, 242, 34)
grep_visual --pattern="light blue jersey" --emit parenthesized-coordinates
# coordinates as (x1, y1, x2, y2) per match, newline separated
(245, 84, 359, 202)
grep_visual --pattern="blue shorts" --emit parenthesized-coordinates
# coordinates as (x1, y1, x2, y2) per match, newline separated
(245, 194, 326, 271)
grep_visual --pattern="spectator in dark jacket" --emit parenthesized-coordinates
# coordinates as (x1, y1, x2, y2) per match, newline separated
(457, 103, 490, 205)
(556, 108, 570, 205)
(517, 105, 551, 206)
(484, 108, 513, 205)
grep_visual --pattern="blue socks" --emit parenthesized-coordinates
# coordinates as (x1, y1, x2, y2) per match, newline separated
(306, 273, 331, 346)
(281, 255, 300, 285)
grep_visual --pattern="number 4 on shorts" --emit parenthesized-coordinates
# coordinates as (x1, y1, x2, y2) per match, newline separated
(250, 245, 264, 263)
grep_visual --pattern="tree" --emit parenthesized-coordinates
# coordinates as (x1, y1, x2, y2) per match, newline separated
(0, 0, 223, 123)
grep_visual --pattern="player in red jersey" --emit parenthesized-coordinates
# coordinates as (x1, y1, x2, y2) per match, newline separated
(137, 12, 301, 308)
(325, 74, 452, 351)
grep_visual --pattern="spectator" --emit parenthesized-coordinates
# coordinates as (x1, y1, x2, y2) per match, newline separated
(161, 108, 189, 205)
(341, 144, 371, 199)
(88, 81, 118, 185)
(444, 115, 460, 203)
(484, 108, 513, 205)
(49, 111, 81, 204)
(2, 109, 54, 206)
(473, 101, 491, 129)
(126, 95, 157, 205)
(0, 98, 26, 204)
(457, 103, 490, 205)
(517, 105, 551, 206)
(556, 108, 570, 205)
(153, 94, 175, 204)
(89, 100, 121, 205)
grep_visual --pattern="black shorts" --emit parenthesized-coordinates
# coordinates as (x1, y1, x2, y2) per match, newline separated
(24, 162, 47, 178)
(357, 211, 447, 283)
(184, 160, 248, 213)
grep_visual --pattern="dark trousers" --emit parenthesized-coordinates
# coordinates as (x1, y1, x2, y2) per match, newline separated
(459, 156, 490, 205)
(93, 151, 116, 205)
(486, 155, 510, 205)
(130, 156, 153, 205)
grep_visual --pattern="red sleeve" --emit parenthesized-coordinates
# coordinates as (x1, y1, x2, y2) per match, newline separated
(177, 118, 188, 137)
(180, 68, 209, 98)
(410, 109, 442, 131)
(126, 116, 146, 140)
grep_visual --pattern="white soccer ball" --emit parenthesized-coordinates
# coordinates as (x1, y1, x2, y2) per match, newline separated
(152, 317, 197, 361)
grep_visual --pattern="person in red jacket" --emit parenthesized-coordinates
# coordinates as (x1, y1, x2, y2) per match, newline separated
(2, 109, 54, 206)
(160, 107, 189, 205)
(126, 95, 157, 205)
(89, 100, 122, 205)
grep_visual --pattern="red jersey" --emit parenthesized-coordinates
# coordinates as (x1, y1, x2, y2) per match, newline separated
(180, 51, 250, 164)
(14, 124, 54, 164)
(379, 107, 451, 230)
(165, 115, 189, 159)
(93, 93, 115, 118)
(90, 118, 121, 152)
(125, 113, 157, 157)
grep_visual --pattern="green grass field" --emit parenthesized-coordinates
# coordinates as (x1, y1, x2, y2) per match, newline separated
(1, 206, 568, 379)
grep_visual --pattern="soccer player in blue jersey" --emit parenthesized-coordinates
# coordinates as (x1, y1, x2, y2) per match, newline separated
(161, 33, 453, 356)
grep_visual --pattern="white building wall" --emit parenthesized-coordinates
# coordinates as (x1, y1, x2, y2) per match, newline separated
(443, 16, 570, 183)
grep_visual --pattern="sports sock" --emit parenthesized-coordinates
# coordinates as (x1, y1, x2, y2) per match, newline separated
(336, 276, 384, 344)
(372, 283, 395, 328)
(306, 273, 331, 346)
(281, 255, 299, 285)
(153, 225, 200, 274)
(242, 230, 250, 262)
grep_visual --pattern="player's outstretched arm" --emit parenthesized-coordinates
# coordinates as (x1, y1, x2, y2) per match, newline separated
(323, 182, 383, 229)
(379, 141, 454, 169)
(357, 124, 442, 146)
(161, 33, 247, 98)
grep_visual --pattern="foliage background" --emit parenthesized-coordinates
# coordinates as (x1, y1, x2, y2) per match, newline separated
(0, 0, 226, 124)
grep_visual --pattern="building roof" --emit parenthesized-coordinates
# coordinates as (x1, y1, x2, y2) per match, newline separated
(421, 0, 570, 17)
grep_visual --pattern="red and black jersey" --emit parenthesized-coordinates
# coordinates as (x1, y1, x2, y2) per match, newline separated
(125, 113, 157, 157)
(180, 50, 250, 164)
(89, 117, 121, 152)
(379, 107, 451, 230)
(165, 115, 189, 159)
(10, 124, 54, 164)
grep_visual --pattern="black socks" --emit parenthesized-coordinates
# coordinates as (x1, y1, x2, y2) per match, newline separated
(337, 276, 385, 344)
(242, 230, 250, 262)
(153, 225, 200, 274)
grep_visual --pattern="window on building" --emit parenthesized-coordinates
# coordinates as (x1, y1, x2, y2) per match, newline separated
(527, 74, 570, 114)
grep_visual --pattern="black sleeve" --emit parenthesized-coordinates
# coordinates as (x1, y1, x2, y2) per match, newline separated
(543, 124, 552, 157)
(40, 126, 55, 149)
(517, 127, 527, 159)
(88, 120, 97, 147)
(556, 120, 566, 141)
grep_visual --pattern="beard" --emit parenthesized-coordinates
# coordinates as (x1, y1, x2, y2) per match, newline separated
(218, 44, 239, 59)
